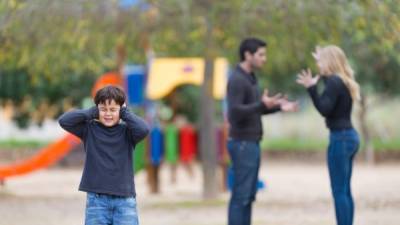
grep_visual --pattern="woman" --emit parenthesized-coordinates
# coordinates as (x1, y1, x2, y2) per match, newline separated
(297, 45, 360, 225)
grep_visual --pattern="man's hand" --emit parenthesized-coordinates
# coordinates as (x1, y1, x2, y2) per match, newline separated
(296, 69, 320, 88)
(262, 89, 282, 108)
(279, 97, 299, 112)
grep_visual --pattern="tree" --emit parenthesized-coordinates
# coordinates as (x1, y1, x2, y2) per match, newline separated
(0, 0, 148, 126)
(339, 0, 400, 163)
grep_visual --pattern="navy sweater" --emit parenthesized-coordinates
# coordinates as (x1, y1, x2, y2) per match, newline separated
(59, 106, 149, 197)
(227, 65, 281, 141)
(307, 75, 354, 130)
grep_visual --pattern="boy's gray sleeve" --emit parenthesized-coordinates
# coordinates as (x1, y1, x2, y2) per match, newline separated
(58, 106, 98, 139)
(120, 107, 150, 144)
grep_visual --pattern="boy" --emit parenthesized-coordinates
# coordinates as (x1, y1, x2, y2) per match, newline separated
(59, 85, 149, 225)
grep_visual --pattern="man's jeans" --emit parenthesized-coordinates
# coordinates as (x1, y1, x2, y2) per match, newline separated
(85, 192, 139, 225)
(227, 139, 260, 225)
(328, 128, 360, 225)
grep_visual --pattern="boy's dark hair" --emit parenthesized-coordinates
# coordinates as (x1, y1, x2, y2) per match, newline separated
(239, 38, 267, 62)
(94, 85, 126, 106)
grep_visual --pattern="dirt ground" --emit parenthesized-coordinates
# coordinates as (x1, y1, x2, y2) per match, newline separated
(0, 160, 399, 225)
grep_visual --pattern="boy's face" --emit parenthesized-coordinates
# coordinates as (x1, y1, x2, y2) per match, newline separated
(97, 99, 121, 127)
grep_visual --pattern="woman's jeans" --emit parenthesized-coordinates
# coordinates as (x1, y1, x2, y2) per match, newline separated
(328, 128, 360, 225)
(227, 139, 260, 225)
(85, 192, 139, 225)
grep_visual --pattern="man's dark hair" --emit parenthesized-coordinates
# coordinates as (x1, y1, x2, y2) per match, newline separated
(239, 38, 267, 62)
(94, 85, 126, 106)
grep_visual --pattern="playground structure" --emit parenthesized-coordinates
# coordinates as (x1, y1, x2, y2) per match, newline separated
(0, 57, 230, 191)
(0, 134, 80, 181)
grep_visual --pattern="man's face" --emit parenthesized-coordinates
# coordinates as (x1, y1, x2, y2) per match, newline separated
(248, 47, 267, 69)
(98, 99, 121, 127)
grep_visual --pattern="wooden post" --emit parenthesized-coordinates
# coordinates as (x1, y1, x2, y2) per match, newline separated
(199, 13, 218, 199)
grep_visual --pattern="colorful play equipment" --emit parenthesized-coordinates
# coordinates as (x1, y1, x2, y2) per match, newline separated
(179, 124, 197, 163)
(149, 125, 163, 166)
(146, 57, 228, 100)
(91, 72, 124, 97)
(0, 57, 230, 187)
(0, 134, 80, 179)
(164, 124, 179, 165)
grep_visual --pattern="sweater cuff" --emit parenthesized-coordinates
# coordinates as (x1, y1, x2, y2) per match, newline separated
(273, 105, 282, 111)
(87, 106, 99, 119)
(257, 101, 267, 112)
(259, 101, 281, 112)
(119, 106, 128, 120)
(307, 84, 317, 93)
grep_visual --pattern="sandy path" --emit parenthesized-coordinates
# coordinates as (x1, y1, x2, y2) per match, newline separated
(0, 161, 399, 225)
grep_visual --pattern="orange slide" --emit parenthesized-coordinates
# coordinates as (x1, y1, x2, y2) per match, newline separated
(0, 134, 80, 180)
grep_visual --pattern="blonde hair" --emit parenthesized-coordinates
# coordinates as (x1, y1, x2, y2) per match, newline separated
(317, 45, 361, 101)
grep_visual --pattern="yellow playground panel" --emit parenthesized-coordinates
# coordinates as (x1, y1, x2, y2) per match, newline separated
(146, 57, 228, 100)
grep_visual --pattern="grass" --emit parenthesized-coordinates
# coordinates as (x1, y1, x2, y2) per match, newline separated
(261, 138, 328, 151)
(371, 139, 400, 151)
(0, 138, 399, 152)
(0, 139, 48, 150)
(261, 138, 400, 152)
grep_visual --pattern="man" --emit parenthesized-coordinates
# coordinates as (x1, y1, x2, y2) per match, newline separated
(226, 38, 297, 225)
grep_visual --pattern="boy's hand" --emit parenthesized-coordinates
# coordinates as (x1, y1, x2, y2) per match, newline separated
(119, 105, 128, 120)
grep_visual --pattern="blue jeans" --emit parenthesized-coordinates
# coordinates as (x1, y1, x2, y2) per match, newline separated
(328, 128, 360, 225)
(227, 139, 260, 225)
(85, 192, 139, 225)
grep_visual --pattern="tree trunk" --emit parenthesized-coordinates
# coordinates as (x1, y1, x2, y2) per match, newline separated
(358, 93, 375, 164)
(199, 14, 218, 199)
